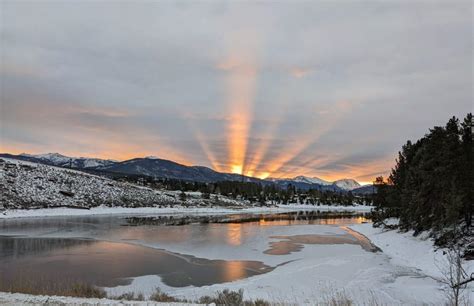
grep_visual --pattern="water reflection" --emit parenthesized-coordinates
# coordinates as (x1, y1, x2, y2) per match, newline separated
(0, 236, 95, 259)
(124, 211, 370, 227)
(226, 223, 243, 246)
(264, 228, 380, 255)
(0, 236, 273, 289)
(0, 211, 373, 291)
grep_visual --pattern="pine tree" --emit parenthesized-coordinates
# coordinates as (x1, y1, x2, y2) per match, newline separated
(460, 113, 473, 228)
(374, 113, 472, 240)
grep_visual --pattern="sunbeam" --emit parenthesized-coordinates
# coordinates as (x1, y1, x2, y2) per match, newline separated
(242, 76, 300, 177)
(180, 109, 225, 172)
(218, 29, 260, 174)
(253, 100, 353, 178)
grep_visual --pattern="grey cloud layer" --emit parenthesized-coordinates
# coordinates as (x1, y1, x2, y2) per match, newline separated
(1, 1, 471, 178)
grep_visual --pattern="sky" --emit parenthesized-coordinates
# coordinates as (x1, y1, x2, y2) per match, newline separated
(0, 1, 472, 183)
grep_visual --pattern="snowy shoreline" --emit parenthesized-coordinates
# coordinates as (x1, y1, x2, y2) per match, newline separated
(0, 204, 373, 220)
(2, 207, 472, 305)
(350, 223, 474, 304)
(0, 292, 199, 305)
(1, 222, 466, 305)
(350, 223, 474, 281)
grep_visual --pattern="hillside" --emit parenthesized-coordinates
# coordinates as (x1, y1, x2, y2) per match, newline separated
(99, 157, 260, 183)
(0, 158, 245, 210)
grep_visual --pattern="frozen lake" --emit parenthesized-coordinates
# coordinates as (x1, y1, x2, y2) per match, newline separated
(0, 210, 444, 304)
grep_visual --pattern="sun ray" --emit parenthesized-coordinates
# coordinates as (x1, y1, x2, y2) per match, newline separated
(253, 100, 353, 177)
(242, 79, 298, 177)
(181, 113, 224, 172)
(218, 30, 260, 174)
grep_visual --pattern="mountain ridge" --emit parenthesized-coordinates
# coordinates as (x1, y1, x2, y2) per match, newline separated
(0, 152, 368, 191)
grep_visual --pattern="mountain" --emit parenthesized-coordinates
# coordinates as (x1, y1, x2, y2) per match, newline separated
(292, 176, 332, 186)
(267, 178, 341, 192)
(268, 176, 361, 191)
(98, 157, 261, 183)
(333, 179, 361, 190)
(351, 185, 376, 194)
(0, 153, 369, 192)
(16, 153, 117, 169)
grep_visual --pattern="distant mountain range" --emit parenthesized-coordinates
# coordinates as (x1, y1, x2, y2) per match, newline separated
(268, 176, 361, 190)
(0, 152, 374, 193)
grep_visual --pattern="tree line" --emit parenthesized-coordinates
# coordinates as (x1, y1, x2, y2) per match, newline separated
(373, 113, 472, 244)
(114, 175, 372, 207)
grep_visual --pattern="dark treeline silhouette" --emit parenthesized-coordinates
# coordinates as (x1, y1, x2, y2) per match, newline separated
(372, 113, 473, 246)
(110, 174, 372, 207)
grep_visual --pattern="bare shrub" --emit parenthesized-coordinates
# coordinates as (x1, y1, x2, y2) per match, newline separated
(112, 291, 144, 301)
(198, 289, 272, 306)
(437, 246, 470, 306)
(149, 287, 181, 302)
(0, 279, 107, 299)
(246, 299, 271, 306)
(323, 290, 353, 306)
(69, 283, 107, 298)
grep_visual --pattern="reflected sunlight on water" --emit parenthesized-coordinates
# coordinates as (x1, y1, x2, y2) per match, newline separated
(222, 261, 246, 281)
(0, 211, 372, 291)
(226, 223, 243, 246)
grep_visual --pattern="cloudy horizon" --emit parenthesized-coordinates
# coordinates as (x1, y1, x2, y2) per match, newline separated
(1, 1, 472, 183)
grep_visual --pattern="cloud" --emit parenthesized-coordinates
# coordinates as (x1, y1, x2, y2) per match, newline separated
(1, 1, 471, 181)
(290, 67, 313, 78)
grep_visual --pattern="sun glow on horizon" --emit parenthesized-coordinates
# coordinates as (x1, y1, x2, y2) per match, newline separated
(257, 172, 270, 179)
(231, 164, 243, 175)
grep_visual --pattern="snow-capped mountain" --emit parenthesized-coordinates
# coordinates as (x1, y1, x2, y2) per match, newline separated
(268, 176, 361, 191)
(16, 153, 117, 169)
(23, 153, 71, 164)
(292, 176, 332, 186)
(333, 179, 361, 190)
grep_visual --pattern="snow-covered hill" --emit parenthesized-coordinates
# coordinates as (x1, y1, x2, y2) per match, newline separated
(0, 158, 247, 210)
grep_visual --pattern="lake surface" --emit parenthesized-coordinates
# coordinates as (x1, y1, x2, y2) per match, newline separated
(0, 210, 374, 291)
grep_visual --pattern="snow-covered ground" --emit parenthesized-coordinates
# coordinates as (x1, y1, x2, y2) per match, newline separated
(351, 223, 474, 295)
(0, 292, 201, 305)
(1, 215, 471, 305)
(99, 223, 448, 305)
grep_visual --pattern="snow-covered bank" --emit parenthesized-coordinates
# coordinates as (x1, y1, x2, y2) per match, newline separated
(350, 223, 474, 301)
(1, 215, 462, 305)
(0, 204, 372, 219)
(0, 292, 200, 305)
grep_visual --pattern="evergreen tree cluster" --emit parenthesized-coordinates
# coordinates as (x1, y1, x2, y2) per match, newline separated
(373, 113, 473, 236)
(110, 174, 372, 207)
